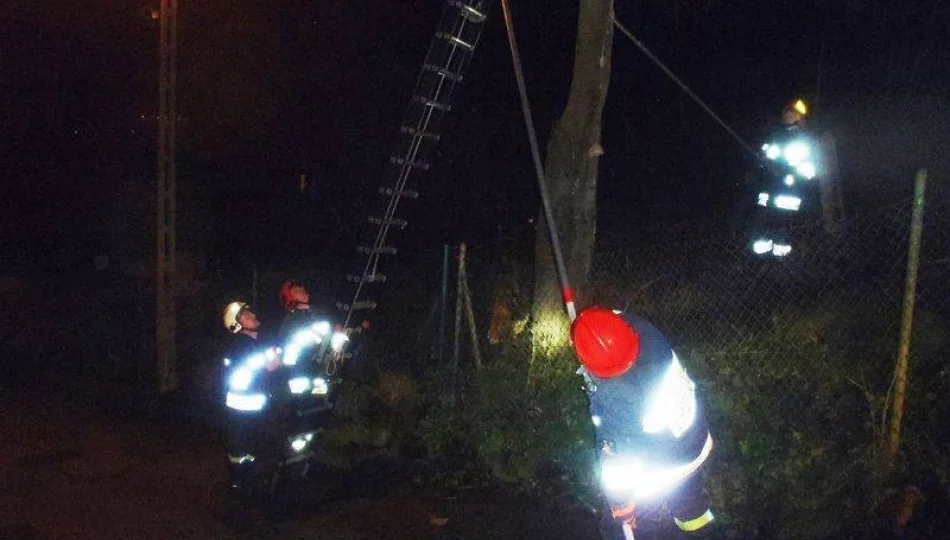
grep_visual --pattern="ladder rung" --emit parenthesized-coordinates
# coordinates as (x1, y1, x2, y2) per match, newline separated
(400, 126, 441, 140)
(422, 63, 462, 83)
(390, 156, 430, 170)
(437, 32, 474, 51)
(412, 95, 451, 112)
(451, 1, 487, 23)
(379, 187, 419, 198)
(358, 246, 397, 255)
(368, 217, 408, 229)
(347, 273, 388, 283)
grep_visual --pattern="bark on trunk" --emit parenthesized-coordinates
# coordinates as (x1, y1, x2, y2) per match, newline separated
(532, 0, 613, 361)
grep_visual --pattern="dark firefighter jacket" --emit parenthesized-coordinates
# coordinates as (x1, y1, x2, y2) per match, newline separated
(585, 312, 711, 470)
(222, 331, 285, 414)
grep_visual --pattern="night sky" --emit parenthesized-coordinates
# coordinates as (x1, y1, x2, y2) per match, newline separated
(3, 0, 948, 283)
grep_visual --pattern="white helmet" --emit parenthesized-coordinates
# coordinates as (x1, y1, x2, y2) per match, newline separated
(223, 302, 249, 334)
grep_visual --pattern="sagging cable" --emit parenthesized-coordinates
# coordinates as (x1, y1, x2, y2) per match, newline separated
(612, 16, 759, 161)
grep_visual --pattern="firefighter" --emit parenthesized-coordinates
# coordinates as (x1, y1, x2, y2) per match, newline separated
(275, 281, 348, 452)
(750, 98, 819, 258)
(571, 307, 715, 539)
(220, 301, 283, 499)
(278, 280, 311, 335)
(276, 280, 346, 372)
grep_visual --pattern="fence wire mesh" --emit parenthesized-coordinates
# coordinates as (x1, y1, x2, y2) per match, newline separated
(584, 187, 950, 536)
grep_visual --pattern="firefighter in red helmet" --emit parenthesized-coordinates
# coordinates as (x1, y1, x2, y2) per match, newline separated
(572, 307, 715, 539)
(275, 280, 347, 420)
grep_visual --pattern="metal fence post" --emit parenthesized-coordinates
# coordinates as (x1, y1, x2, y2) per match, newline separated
(438, 245, 449, 364)
(461, 265, 483, 370)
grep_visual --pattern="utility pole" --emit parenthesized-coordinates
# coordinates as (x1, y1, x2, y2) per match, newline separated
(156, 0, 178, 393)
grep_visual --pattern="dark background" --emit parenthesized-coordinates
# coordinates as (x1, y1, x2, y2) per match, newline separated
(4, 0, 948, 272)
(1, 0, 948, 370)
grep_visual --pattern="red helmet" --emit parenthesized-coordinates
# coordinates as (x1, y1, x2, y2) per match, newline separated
(570, 307, 640, 378)
(279, 280, 303, 311)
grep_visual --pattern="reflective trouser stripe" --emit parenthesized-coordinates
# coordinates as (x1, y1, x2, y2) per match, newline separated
(675, 509, 715, 532)
(228, 454, 255, 464)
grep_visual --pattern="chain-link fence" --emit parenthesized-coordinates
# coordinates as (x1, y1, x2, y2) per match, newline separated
(593, 196, 949, 360)
(413, 175, 949, 536)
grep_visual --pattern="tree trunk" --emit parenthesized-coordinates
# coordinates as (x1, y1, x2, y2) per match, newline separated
(532, 0, 613, 363)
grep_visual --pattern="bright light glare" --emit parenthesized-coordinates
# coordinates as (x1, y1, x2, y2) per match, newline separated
(226, 391, 266, 412)
(312, 377, 329, 395)
(291, 438, 307, 452)
(784, 175, 795, 187)
(753, 239, 773, 254)
(774, 195, 802, 211)
(288, 376, 311, 394)
(601, 457, 688, 501)
(247, 353, 266, 370)
(311, 321, 331, 335)
(783, 141, 810, 166)
(592, 415, 602, 427)
(640, 354, 696, 438)
(331, 332, 349, 352)
(772, 244, 792, 257)
(797, 161, 817, 179)
(229, 367, 254, 392)
(765, 144, 781, 160)
(601, 434, 713, 501)
(283, 344, 301, 366)
(757, 193, 769, 207)
(601, 457, 644, 496)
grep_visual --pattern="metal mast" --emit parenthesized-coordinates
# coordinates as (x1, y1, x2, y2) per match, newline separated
(156, 0, 178, 393)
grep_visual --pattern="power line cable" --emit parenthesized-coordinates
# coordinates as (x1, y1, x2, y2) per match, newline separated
(612, 16, 760, 160)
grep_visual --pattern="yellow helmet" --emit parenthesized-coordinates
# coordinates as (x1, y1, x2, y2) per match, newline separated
(787, 98, 808, 116)
(222, 301, 248, 334)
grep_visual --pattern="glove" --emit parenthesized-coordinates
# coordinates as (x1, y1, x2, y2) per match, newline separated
(611, 501, 637, 526)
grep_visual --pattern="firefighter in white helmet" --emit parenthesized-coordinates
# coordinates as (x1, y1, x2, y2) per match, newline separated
(220, 301, 282, 500)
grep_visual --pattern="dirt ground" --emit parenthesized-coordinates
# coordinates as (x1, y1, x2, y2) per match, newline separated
(0, 387, 599, 540)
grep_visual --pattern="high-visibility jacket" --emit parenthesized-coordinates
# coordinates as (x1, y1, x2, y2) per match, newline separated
(584, 312, 712, 502)
(222, 334, 284, 413)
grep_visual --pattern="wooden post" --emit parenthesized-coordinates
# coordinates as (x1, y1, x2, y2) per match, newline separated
(461, 268, 483, 370)
(887, 169, 927, 458)
(452, 243, 465, 402)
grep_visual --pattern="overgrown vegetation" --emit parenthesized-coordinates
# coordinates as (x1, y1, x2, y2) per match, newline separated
(316, 204, 950, 538)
